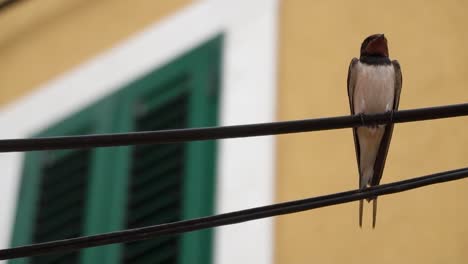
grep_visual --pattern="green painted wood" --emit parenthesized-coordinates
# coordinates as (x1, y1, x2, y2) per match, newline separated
(180, 35, 222, 264)
(9, 153, 41, 264)
(81, 97, 127, 264)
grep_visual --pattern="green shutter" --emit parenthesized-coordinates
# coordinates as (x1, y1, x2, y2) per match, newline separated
(123, 89, 189, 264)
(10, 35, 222, 264)
(9, 101, 117, 264)
(113, 35, 222, 264)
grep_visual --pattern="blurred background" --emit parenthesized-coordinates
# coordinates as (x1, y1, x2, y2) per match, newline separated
(0, 0, 467, 264)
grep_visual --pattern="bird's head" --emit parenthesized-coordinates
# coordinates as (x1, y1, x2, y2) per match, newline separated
(360, 34, 389, 58)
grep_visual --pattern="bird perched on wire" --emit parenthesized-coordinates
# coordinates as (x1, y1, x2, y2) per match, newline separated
(347, 34, 402, 228)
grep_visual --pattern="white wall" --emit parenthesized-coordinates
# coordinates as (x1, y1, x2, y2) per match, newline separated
(0, 0, 279, 263)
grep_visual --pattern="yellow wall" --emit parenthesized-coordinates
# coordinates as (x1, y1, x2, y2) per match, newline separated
(0, 0, 192, 106)
(276, 0, 468, 263)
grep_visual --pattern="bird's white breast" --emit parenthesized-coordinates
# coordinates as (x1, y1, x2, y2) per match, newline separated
(353, 62, 395, 114)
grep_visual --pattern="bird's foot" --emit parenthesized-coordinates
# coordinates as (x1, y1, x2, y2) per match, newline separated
(359, 113, 380, 129)
(359, 113, 366, 127)
(387, 110, 395, 124)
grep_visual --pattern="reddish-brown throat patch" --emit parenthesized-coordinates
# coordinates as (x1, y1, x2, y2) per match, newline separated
(365, 35, 389, 57)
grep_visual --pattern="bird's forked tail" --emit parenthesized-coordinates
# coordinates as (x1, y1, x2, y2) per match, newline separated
(359, 200, 363, 227)
(372, 198, 377, 228)
(358, 197, 378, 228)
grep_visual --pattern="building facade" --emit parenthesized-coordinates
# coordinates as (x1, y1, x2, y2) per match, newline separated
(0, 1, 467, 264)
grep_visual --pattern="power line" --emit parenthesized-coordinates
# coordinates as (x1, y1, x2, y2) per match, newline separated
(1, 167, 467, 260)
(1, 102, 468, 153)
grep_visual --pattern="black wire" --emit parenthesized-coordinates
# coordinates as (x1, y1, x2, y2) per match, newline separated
(1, 102, 468, 152)
(1, 167, 467, 260)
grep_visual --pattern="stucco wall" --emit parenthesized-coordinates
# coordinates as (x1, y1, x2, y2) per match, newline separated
(275, 1, 468, 263)
(0, 0, 191, 106)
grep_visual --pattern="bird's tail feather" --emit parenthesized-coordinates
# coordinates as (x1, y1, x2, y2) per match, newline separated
(372, 198, 378, 228)
(359, 199, 363, 228)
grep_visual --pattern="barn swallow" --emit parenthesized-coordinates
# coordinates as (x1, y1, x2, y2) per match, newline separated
(347, 34, 403, 228)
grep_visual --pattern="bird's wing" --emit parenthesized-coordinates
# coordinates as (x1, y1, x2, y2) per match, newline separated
(347, 58, 364, 227)
(392, 60, 403, 109)
(347, 58, 359, 114)
(347, 58, 361, 182)
(370, 60, 403, 186)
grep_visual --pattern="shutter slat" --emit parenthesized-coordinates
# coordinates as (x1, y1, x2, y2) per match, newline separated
(129, 173, 180, 208)
(132, 144, 179, 174)
(36, 186, 85, 223)
(31, 149, 90, 264)
(125, 238, 178, 264)
(41, 150, 89, 185)
(41, 162, 87, 192)
(40, 177, 86, 207)
(130, 157, 181, 194)
(132, 149, 181, 176)
(124, 236, 172, 260)
(128, 194, 180, 228)
(35, 211, 82, 239)
(32, 251, 79, 264)
(137, 99, 187, 130)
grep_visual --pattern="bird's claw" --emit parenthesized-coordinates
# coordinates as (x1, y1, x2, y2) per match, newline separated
(359, 113, 366, 127)
(388, 110, 395, 124)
